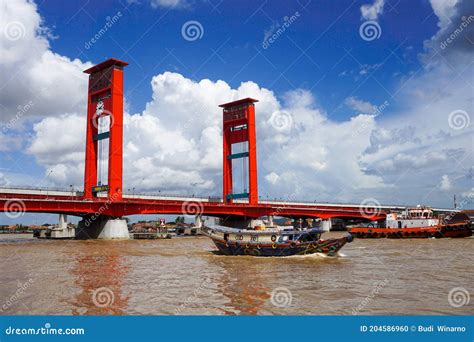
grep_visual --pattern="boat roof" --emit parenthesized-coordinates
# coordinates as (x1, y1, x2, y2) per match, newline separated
(206, 224, 325, 235)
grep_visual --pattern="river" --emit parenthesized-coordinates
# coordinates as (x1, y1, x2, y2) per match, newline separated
(0, 233, 472, 315)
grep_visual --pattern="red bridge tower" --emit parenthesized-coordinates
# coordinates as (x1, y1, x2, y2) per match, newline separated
(220, 98, 259, 204)
(83, 59, 128, 201)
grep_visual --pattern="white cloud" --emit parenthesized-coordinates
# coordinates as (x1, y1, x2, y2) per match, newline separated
(150, 0, 188, 9)
(440, 174, 452, 191)
(345, 96, 376, 114)
(265, 172, 280, 185)
(356, 0, 473, 207)
(28, 70, 387, 198)
(360, 0, 385, 21)
(429, 0, 458, 30)
(423, 0, 474, 66)
(0, 0, 91, 128)
(0, 172, 10, 186)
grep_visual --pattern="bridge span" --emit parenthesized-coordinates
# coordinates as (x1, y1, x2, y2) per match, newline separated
(0, 186, 454, 219)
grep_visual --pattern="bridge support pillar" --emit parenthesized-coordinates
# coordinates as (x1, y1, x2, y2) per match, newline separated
(194, 215, 203, 228)
(59, 214, 67, 229)
(320, 219, 332, 232)
(49, 214, 75, 239)
(76, 215, 129, 239)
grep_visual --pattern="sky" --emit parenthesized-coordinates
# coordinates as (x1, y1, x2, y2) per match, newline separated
(0, 0, 473, 224)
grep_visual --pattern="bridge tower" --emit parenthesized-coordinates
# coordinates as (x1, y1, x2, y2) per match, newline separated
(220, 98, 259, 205)
(83, 59, 128, 201)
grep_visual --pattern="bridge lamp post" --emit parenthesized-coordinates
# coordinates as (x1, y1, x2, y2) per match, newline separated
(45, 170, 53, 199)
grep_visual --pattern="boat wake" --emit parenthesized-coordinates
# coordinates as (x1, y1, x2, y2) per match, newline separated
(285, 252, 346, 259)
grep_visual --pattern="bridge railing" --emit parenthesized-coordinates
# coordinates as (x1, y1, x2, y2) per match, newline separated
(0, 185, 84, 196)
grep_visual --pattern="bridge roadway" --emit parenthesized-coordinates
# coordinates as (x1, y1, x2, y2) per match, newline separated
(0, 187, 455, 220)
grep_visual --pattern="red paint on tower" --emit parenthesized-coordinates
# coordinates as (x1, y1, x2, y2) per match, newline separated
(220, 98, 259, 205)
(83, 59, 128, 201)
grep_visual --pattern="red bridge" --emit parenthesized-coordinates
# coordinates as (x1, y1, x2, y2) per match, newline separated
(0, 58, 428, 238)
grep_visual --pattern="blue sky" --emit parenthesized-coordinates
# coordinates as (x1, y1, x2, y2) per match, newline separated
(1, 0, 473, 224)
(39, 0, 437, 118)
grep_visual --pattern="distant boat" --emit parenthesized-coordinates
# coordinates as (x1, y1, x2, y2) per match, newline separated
(349, 206, 472, 238)
(131, 226, 172, 239)
(202, 222, 353, 257)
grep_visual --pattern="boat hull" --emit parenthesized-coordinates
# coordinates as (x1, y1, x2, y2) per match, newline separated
(210, 235, 353, 257)
(349, 222, 472, 239)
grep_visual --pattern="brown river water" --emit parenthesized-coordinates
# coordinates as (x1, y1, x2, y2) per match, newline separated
(0, 233, 473, 315)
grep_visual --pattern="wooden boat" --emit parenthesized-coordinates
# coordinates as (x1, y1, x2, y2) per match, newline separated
(202, 223, 353, 257)
(349, 206, 472, 239)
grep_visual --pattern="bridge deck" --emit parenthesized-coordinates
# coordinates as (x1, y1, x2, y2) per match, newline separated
(0, 187, 456, 219)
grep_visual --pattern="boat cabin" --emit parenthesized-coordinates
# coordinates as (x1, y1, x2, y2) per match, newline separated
(386, 206, 439, 229)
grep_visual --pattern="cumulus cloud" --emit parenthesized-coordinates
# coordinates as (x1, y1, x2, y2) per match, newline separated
(0, 0, 91, 141)
(360, 0, 385, 21)
(150, 0, 188, 9)
(28, 70, 385, 198)
(423, 0, 474, 64)
(0, 172, 10, 186)
(345, 96, 376, 114)
(439, 174, 452, 191)
(358, 0, 474, 206)
(265, 172, 280, 185)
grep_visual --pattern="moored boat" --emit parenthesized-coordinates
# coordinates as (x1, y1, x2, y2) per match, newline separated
(202, 221, 353, 257)
(349, 206, 472, 239)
